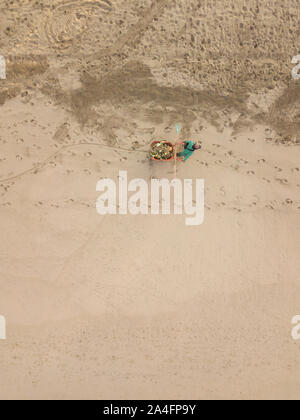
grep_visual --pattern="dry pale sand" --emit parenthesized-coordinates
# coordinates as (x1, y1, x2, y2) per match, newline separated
(0, 0, 300, 400)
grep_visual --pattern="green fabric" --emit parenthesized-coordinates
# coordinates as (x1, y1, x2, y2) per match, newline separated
(178, 141, 195, 161)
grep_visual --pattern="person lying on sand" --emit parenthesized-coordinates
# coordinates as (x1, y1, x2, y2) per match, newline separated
(177, 141, 202, 162)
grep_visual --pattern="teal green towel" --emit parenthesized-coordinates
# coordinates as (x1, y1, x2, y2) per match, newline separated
(178, 141, 196, 161)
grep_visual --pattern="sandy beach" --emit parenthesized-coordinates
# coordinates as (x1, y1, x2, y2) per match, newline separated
(0, 0, 300, 400)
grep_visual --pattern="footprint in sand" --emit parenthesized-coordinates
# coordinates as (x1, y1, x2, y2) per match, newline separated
(226, 151, 234, 157)
(285, 198, 293, 205)
(266, 204, 274, 210)
(276, 178, 288, 185)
